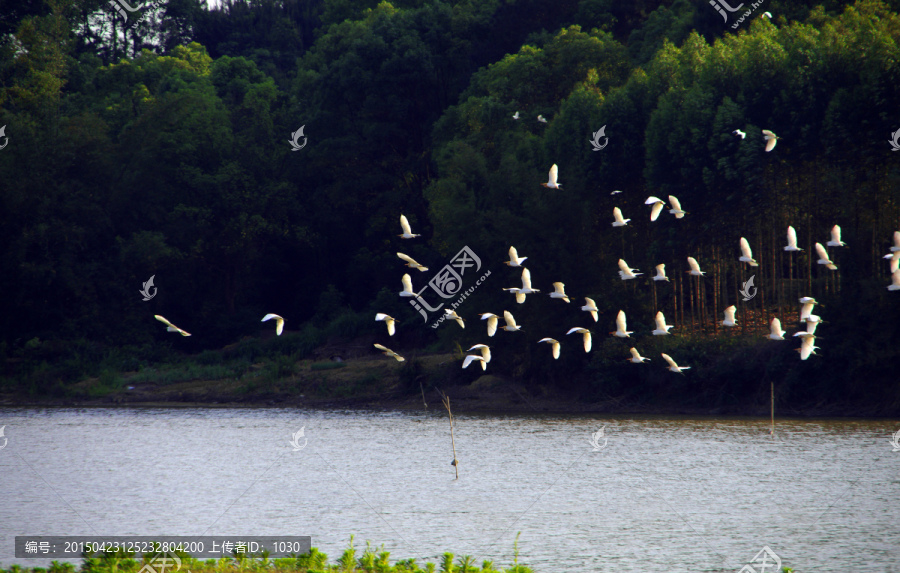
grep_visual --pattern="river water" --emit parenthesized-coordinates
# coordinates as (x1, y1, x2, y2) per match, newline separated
(0, 408, 897, 572)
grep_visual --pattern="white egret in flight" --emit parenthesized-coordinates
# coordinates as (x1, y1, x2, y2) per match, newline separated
(261, 313, 284, 335)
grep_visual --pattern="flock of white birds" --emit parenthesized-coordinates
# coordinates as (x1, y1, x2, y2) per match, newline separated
(362, 129, 900, 374)
(150, 127, 900, 378)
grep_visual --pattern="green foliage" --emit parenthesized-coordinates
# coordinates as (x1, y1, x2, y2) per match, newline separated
(310, 361, 347, 371)
(0, 537, 541, 573)
(0, 0, 898, 414)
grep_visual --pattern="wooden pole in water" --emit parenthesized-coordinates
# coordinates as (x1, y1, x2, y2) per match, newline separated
(770, 381, 775, 436)
(442, 393, 459, 479)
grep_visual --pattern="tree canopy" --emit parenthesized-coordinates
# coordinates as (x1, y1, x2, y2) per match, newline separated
(1, 0, 899, 412)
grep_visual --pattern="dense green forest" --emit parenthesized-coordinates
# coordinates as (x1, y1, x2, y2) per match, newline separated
(1, 0, 900, 413)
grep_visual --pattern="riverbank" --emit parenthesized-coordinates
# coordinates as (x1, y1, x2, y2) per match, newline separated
(0, 349, 889, 418)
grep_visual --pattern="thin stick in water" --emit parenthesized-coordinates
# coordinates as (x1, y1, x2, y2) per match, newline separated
(770, 380, 775, 436)
(442, 393, 459, 479)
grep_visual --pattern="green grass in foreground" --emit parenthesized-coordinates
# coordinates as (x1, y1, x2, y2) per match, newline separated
(2, 536, 540, 573)
(0, 535, 801, 573)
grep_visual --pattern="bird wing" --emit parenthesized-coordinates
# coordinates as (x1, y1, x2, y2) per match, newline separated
(521, 268, 532, 289)
(508, 246, 518, 263)
(765, 137, 777, 152)
(800, 301, 813, 318)
(655, 311, 666, 329)
(548, 164, 558, 186)
(583, 297, 597, 311)
(787, 226, 797, 247)
(799, 337, 815, 360)
(616, 310, 627, 333)
(661, 353, 677, 368)
(831, 225, 841, 243)
(740, 237, 753, 259)
(618, 259, 631, 273)
(725, 306, 736, 322)
(155, 315, 175, 329)
(462, 355, 481, 369)
(553, 282, 565, 294)
(815, 242, 829, 260)
(402, 273, 413, 293)
(644, 196, 662, 205)
(894, 231, 900, 249)
(566, 327, 582, 335)
(400, 215, 413, 235)
(771, 317, 783, 335)
(486, 316, 498, 336)
(387, 318, 395, 336)
(552, 341, 560, 359)
(374, 343, 389, 352)
(668, 195, 682, 211)
(503, 310, 516, 328)
(613, 207, 624, 223)
(650, 202, 664, 221)
(397, 252, 417, 265)
(687, 257, 699, 273)
(583, 332, 592, 352)
(656, 264, 666, 276)
(762, 129, 776, 138)
(630, 347, 640, 360)
(375, 313, 389, 321)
